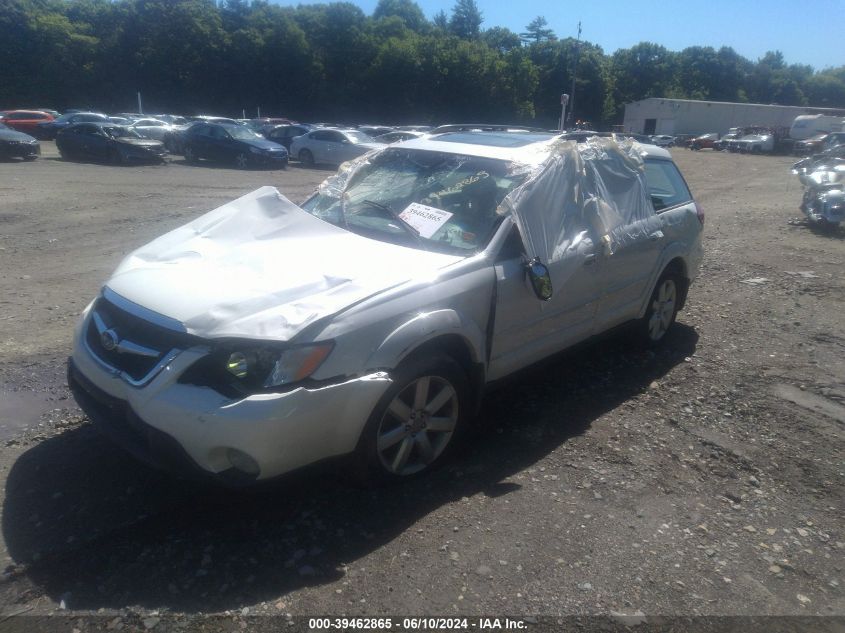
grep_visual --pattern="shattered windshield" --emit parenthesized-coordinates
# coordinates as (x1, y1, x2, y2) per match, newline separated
(300, 148, 526, 254)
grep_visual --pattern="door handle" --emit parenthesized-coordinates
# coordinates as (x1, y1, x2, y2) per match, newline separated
(648, 230, 665, 241)
(583, 253, 597, 266)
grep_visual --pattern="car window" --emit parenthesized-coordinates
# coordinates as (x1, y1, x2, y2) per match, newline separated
(311, 130, 333, 142)
(643, 160, 693, 211)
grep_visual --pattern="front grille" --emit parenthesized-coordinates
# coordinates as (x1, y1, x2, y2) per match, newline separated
(86, 295, 195, 382)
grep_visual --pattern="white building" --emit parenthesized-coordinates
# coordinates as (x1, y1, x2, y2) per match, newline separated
(623, 98, 845, 136)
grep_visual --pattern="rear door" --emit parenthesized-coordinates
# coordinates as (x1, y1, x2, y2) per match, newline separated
(594, 158, 695, 330)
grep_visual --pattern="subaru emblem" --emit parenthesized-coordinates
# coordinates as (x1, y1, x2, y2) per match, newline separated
(100, 329, 119, 351)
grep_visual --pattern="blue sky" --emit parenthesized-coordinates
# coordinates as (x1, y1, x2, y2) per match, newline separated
(283, 0, 843, 71)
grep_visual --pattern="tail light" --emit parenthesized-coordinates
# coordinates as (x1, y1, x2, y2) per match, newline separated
(695, 201, 705, 226)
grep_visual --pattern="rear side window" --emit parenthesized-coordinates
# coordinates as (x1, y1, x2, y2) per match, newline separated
(643, 160, 693, 211)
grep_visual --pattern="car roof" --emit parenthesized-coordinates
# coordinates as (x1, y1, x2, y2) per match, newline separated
(397, 131, 673, 165)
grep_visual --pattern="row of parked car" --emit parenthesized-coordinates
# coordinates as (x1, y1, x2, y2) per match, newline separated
(0, 108, 448, 168)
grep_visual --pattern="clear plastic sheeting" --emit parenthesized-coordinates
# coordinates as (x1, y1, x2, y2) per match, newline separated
(503, 136, 655, 265)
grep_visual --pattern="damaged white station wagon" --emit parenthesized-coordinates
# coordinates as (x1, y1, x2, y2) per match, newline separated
(69, 132, 703, 484)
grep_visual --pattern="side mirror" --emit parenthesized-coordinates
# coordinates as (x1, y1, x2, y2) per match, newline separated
(525, 258, 553, 301)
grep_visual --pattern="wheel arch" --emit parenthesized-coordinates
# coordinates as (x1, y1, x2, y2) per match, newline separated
(366, 310, 486, 414)
(638, 255, 691, 319)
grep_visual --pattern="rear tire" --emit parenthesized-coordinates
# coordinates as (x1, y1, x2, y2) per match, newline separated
(184, 145, 197, 163)
(355, 352, 470, 485)
(235, 152, 249, 169)
(637, 271, 681, 346)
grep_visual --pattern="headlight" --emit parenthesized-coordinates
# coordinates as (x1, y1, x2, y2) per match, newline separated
(224, 343, 333, 389)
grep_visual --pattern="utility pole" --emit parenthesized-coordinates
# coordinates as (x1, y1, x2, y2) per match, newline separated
(566, 21, 581, 128)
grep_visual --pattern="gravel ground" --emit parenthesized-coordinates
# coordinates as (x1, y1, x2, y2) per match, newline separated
(0, 143, 842, 631)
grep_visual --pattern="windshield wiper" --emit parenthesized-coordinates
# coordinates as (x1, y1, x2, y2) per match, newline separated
(361, 199, 423, 245)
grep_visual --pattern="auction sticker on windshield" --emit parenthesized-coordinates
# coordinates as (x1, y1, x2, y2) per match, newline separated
(399, 203, 453, 238)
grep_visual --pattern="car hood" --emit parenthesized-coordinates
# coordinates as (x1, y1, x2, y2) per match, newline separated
(0, 128, 37, 142)
(242, 138, 286, 151)
(117, 138, 164, 148)
(105, 187, 462, 341)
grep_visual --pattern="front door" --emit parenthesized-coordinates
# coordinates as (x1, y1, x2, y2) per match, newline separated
(488, 223, 601, 381)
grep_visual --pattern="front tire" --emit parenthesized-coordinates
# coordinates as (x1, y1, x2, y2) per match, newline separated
(298, 149, 314, 167)
(235, 152, 249, 169)
(638, 271, 681, 345)
(184, 145, 197, 163)
(356, 352, 470, 484)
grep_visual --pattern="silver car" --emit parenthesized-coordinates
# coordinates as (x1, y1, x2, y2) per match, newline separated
(290, 128, 384, 167)
(128, 118, 173, 141)
(68, 133, 703, 485)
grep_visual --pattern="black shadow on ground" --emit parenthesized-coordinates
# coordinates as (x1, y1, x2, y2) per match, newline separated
(3, 325, 698, 612)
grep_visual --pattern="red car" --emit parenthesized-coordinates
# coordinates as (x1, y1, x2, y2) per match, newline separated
(0, 110, 55, 137)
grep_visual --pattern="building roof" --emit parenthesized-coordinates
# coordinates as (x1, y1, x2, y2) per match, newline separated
(626, 97, 845, 115)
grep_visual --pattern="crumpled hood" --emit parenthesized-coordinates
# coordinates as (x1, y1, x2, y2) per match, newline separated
(105, 187, 461, 341)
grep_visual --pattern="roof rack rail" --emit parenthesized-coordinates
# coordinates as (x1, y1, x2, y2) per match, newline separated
(430, 123, 551, 134)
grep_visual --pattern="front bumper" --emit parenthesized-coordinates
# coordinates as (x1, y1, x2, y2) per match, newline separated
(69, 308, 390, 483)
(251, 152, 288, 168)
(0, 141, 40, 159)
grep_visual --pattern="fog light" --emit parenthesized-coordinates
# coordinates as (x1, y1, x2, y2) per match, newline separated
(226, 352, 249, 378)
(226, 448, 260, 476)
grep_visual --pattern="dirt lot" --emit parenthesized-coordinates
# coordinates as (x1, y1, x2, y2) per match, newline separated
(0, 143, 843, 630)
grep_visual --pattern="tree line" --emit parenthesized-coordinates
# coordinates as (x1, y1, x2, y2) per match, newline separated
(2, 0, 844, 127)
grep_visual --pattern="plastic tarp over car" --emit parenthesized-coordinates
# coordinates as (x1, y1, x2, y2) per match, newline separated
(320, 137, 654, 266)
(500, 137, 655, 265)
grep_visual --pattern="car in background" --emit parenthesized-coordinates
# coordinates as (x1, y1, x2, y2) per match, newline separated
(0, 123, 40, 160)
(824, 133, 845, 151)
(689, 133, 719, 150)
(374, 130, 425, 144)
(650, 135, 675, 147)
(290, 128, 385, 167)
(0, 110, 54, 137)
(56, 122, 167, 164)
(149, 114, 188, 126)
(182, 122, 288, 169)
(358, 125, 393, 138)
(128, 118, 174, 141)
(728, 132, 774, 153)
(263, 123, 316, 150)
(246, 118, 293, 135)
(794, 132, 845, 156)
(67, 133, 702, 485)
(37, 112, 109, 140)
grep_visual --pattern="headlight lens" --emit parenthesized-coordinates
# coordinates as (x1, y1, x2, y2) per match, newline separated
(223, 343, 333, 389)
(265, 344, 333, 387)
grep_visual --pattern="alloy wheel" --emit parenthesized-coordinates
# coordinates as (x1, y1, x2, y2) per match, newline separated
(376, 375, 459, 476)
(235, 153, 248, 169)
(648, 279, 677, 341)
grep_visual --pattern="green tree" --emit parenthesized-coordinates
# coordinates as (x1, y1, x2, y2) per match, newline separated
(608, 42, 678, 119)
(482, 26, 521, 53)
(520, 16, 555, 44)
(449, 0, 482, 39)
(373, 0, 427, 32)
